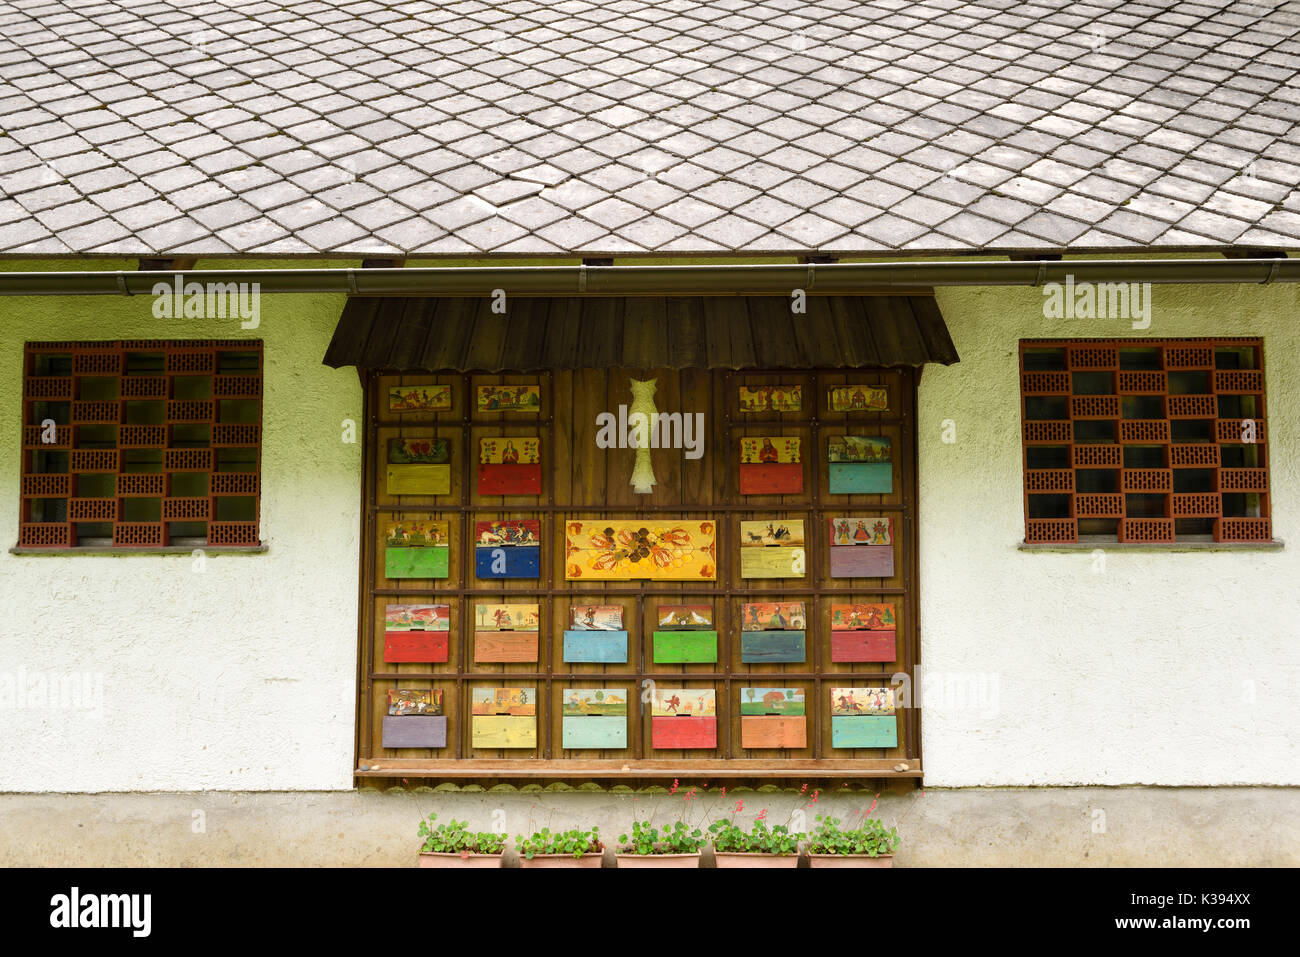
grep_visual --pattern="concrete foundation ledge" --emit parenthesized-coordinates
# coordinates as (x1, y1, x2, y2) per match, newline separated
(1, 787, 1295, 867)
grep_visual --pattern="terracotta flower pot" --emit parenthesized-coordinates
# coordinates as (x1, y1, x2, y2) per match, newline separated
(516, 852, 604, 868)
(418, 851, 503, 868)
(712, 851, 799, 868)
(807, 853, 894, 868)
(615, 852, 702, 868)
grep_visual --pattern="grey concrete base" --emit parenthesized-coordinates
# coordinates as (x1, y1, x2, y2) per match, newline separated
(2, 787, 1295, 867)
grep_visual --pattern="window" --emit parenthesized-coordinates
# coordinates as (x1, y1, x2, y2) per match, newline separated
(18, 339, 263, 549)
(1019, 338, 1270, 544)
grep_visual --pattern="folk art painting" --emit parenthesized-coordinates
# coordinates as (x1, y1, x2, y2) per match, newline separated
(561, 688, 628, 716)
(388, 438, 450, 463)
(651, 688, 716, 717)
(471, 687, 535, 715)
(384, 604, 450, 631)
(569, 604, 624, 630)
(738, 385, 802, 413)
(830, 603, 896, 630)
(476, 384, 541, 412)
(741, 601, 806, 630)
(388, 689, 443, 716)
(388, 384, 452, 413)
(830, 687, 896, 716)
(564, 520, 717, 580)
(657, 604, 713, 629)
(473, 603, 539, 631)
(828, 384, 888, 412)
(739, 687, 805, 715)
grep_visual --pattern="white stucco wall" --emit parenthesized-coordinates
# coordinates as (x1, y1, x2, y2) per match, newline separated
(920, 281, 1300, 786)
(3, 262, 1297, 791)
(0, 260, 361, 791)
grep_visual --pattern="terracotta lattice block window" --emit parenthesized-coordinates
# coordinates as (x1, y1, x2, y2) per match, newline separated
(17, 340, 263, 549)
(1019, 338, 1271, 544)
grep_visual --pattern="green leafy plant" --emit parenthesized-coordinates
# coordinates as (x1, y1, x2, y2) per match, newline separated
(514, 825, 602, 859)
(418, 814, 507, 856)
(707, 816, 803, 855)
(618, 818, 704, 855)
(806, 814, 899, 857)
(618, 782, 706, 855)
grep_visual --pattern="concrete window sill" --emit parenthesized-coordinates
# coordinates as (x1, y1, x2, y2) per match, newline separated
(10, 545, 268, 556)
(1019, 540, 1282, 552)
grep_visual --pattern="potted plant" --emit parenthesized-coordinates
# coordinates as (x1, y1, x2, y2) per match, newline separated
(617, 820, 704, 868)
(616, 784, 705, 868)
(417, 813, 506, 867)
(708, 803, 803, 867)
(806, 813, 899, 868)
(514, 825, 604, 868)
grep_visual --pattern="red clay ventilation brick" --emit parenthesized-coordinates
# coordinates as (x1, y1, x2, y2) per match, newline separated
(18, 340, 263, 550)
(1019, 338, 1270, 545)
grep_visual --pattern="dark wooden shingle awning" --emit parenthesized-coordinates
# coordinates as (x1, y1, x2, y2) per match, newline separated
(323, 295, 959, 371)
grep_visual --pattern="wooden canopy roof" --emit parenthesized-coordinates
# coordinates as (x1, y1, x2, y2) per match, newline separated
(324, 295, 958, 372)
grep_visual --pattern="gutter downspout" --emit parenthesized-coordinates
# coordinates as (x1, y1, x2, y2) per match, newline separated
(0, 258, 1295, 296)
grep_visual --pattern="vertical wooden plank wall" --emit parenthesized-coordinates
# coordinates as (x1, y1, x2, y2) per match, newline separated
(360, 365, 919, 781)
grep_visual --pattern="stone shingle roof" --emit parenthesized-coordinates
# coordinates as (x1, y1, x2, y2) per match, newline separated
(1, 0, 1299, 258)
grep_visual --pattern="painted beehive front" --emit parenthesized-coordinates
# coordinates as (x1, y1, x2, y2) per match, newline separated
(830, 687, 898, 749)
(827, 435, 893, 494)
(473, 603, 540, 662)
(650, 688, 716, 749)
(739, 436, 802, 494)
(383, 603, 451, 663)
(560, 688, 628, 749)
(739, 687, 806, 748)
(738, 520, 806, 579)
(564, 521, 717, 581)
(828, 516, 895, 578)
(473, 519, 541, 579)
(471, 687, 536, 749)
(382, 715, 448, 749)
(383, 520, 450, 579)
(830, 602, 897, 662)
(477, 436, 541, 495)
(652, 603, 716, 663)
(385, 437, 451, 495)
(562, 604, 628, 663)
(828, 384, 888, 413)
(739, 601, 806, 663)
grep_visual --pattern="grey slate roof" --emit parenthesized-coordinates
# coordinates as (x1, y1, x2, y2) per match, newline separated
(1, 0, 1300, 258)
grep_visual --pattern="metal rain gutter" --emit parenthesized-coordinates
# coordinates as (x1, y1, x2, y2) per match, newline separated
(0, 257, 1296, 296)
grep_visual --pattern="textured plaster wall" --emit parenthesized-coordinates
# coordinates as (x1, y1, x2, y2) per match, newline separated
(1, 787, 1296, 866)
(3, 261, 1298, 792)
(0, 259, 361, 791)
(919, 282, 1300, 786)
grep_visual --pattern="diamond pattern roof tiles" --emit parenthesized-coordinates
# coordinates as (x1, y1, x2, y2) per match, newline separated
(0, 0, 1298, 257)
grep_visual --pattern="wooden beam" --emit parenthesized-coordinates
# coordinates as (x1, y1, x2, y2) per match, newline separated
(355, 759, 922, 778)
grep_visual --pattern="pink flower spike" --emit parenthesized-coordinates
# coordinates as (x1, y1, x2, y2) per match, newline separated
(799, 783, 808, 794)
(734, 799, 744, 813)
(867, 793, 879, 815)
(757, 809, 767, 821)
